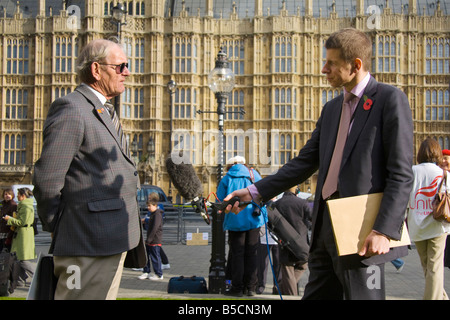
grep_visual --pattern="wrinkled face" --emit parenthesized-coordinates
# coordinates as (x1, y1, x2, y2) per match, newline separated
(321, 48, 357, 91)
(93, 45, 130, 99)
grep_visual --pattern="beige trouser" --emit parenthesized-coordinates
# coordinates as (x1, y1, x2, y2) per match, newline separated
(280, 262, 308, 296)
(53, 252, 127, 300)
(415, 233, 449, 300)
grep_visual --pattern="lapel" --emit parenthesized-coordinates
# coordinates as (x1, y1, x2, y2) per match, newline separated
(341, 76, 378, 167)
(75, 85, 135, 165)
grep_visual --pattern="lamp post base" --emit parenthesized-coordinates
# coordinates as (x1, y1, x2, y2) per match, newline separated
(208, 207, 226, 294)
(208, 268, 226, 294)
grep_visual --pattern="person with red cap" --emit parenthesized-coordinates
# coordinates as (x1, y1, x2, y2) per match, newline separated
(441, 149, 450, 171)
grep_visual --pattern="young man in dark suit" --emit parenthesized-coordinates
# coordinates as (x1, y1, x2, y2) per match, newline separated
(33, 39, 145, 299)
(224, 28, 414, 299)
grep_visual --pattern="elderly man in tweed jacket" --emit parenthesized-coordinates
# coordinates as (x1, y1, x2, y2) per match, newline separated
(33, 39, 145, 300)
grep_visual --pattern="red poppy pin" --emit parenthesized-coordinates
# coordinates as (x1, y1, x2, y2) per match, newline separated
(363, 95, 373, 111)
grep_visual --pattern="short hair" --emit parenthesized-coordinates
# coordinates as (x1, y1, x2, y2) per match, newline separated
(416, 138, 443, 165)
(146, 192, 160, 206)
(76, 39, 121, 83)
(325, 28, 372, 71)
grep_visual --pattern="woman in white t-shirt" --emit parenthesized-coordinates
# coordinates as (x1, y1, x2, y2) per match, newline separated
(407, 138, 450, 300)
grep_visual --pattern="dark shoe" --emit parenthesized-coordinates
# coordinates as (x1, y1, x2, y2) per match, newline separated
(247, 290, 255, 296)
(224, 289, 243, 297)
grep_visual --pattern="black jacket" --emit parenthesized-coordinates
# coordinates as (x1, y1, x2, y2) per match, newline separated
(275, 192, 312, 264)
(145, 209, 163, 245)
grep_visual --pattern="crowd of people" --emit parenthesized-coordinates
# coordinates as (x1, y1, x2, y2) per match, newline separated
(1, 187, 36, 289)
(0, 28, 448, 300)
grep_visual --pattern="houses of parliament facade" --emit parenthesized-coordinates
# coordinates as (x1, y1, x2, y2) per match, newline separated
(0, 0, 449, 202)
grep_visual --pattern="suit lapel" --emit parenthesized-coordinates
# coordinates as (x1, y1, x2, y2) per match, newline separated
(341, 77, 378, 166)
(75, 85, 134, 164)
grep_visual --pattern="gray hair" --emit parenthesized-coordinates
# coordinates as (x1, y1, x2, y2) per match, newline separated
(76, 39, 120, 83)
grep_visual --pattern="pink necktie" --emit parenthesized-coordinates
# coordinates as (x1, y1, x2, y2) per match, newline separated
(322, 93, 355, 199)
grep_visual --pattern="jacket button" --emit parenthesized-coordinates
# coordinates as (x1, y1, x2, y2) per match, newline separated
(134, 171, 138, 176)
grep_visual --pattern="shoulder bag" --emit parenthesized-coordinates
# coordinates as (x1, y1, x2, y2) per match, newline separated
(432, 170, 450, 223)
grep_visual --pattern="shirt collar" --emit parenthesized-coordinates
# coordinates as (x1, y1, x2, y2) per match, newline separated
(344, 72, 371, 100)
(81, 83, 107, 105)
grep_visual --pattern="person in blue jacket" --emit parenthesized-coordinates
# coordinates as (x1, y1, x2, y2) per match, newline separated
(217, 156, 267, 297)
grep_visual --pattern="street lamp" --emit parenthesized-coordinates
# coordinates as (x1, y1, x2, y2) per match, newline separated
(111, 2, 127, 117)
(166, 80, 177, 201)
(205, 48, 235, 294)
(207, 48, 236, 182)
(143, 136, 156, 184)
(112, 2, 127, 37)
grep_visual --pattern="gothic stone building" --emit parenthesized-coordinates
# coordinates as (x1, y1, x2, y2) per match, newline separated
(0, 0, 449, 203)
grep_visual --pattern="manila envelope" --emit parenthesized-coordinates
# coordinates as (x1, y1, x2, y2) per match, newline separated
(327, 193, 410, 256)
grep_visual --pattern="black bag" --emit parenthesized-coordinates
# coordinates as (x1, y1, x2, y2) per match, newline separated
(0, 250, 19, 296)
(267, 206, 309, 262)
(167, 276, 208, 294)
(27, 254, 57, 300)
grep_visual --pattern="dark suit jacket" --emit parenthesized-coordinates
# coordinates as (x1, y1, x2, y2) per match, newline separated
(275, 191, 312, 264)
(33, 85, 144, 261)
(255, 77, 414, 265)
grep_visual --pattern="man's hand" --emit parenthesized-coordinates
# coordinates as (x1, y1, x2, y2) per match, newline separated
(358, 230, 390, 257)
(222, 188, 253, 214)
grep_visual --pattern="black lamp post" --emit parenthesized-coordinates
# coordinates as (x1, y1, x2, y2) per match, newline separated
(111, 2, 127, 116)
(203, 48, 236, 294)
(166, 80, 177, 202)
(112, 2, 127, 36)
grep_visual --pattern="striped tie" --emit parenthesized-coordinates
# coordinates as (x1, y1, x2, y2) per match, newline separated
(104, 101, 130, 157)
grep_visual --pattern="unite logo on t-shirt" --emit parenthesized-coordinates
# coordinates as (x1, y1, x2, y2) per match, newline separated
(408, 175, 442, 216)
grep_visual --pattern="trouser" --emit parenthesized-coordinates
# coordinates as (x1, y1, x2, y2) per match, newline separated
(53, 252, 126, 300)
(144, 245, 162, 277)
(161, 247, 169, 265)
(415, 233, 449, 300)
(302, 200, 385, 300)
(257, 243, 281, 292)
(228, 228, 260, 292)
(280, 261, 308, 295)
(18, 260, 35, 283)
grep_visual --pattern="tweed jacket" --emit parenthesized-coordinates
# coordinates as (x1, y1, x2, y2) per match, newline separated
(33, 85, 142, 258)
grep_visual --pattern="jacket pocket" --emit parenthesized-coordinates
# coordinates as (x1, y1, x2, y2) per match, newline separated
(88, 198, 124, 212)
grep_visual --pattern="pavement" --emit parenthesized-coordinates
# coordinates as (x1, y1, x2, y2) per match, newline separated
(8, 240, 450, 300)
